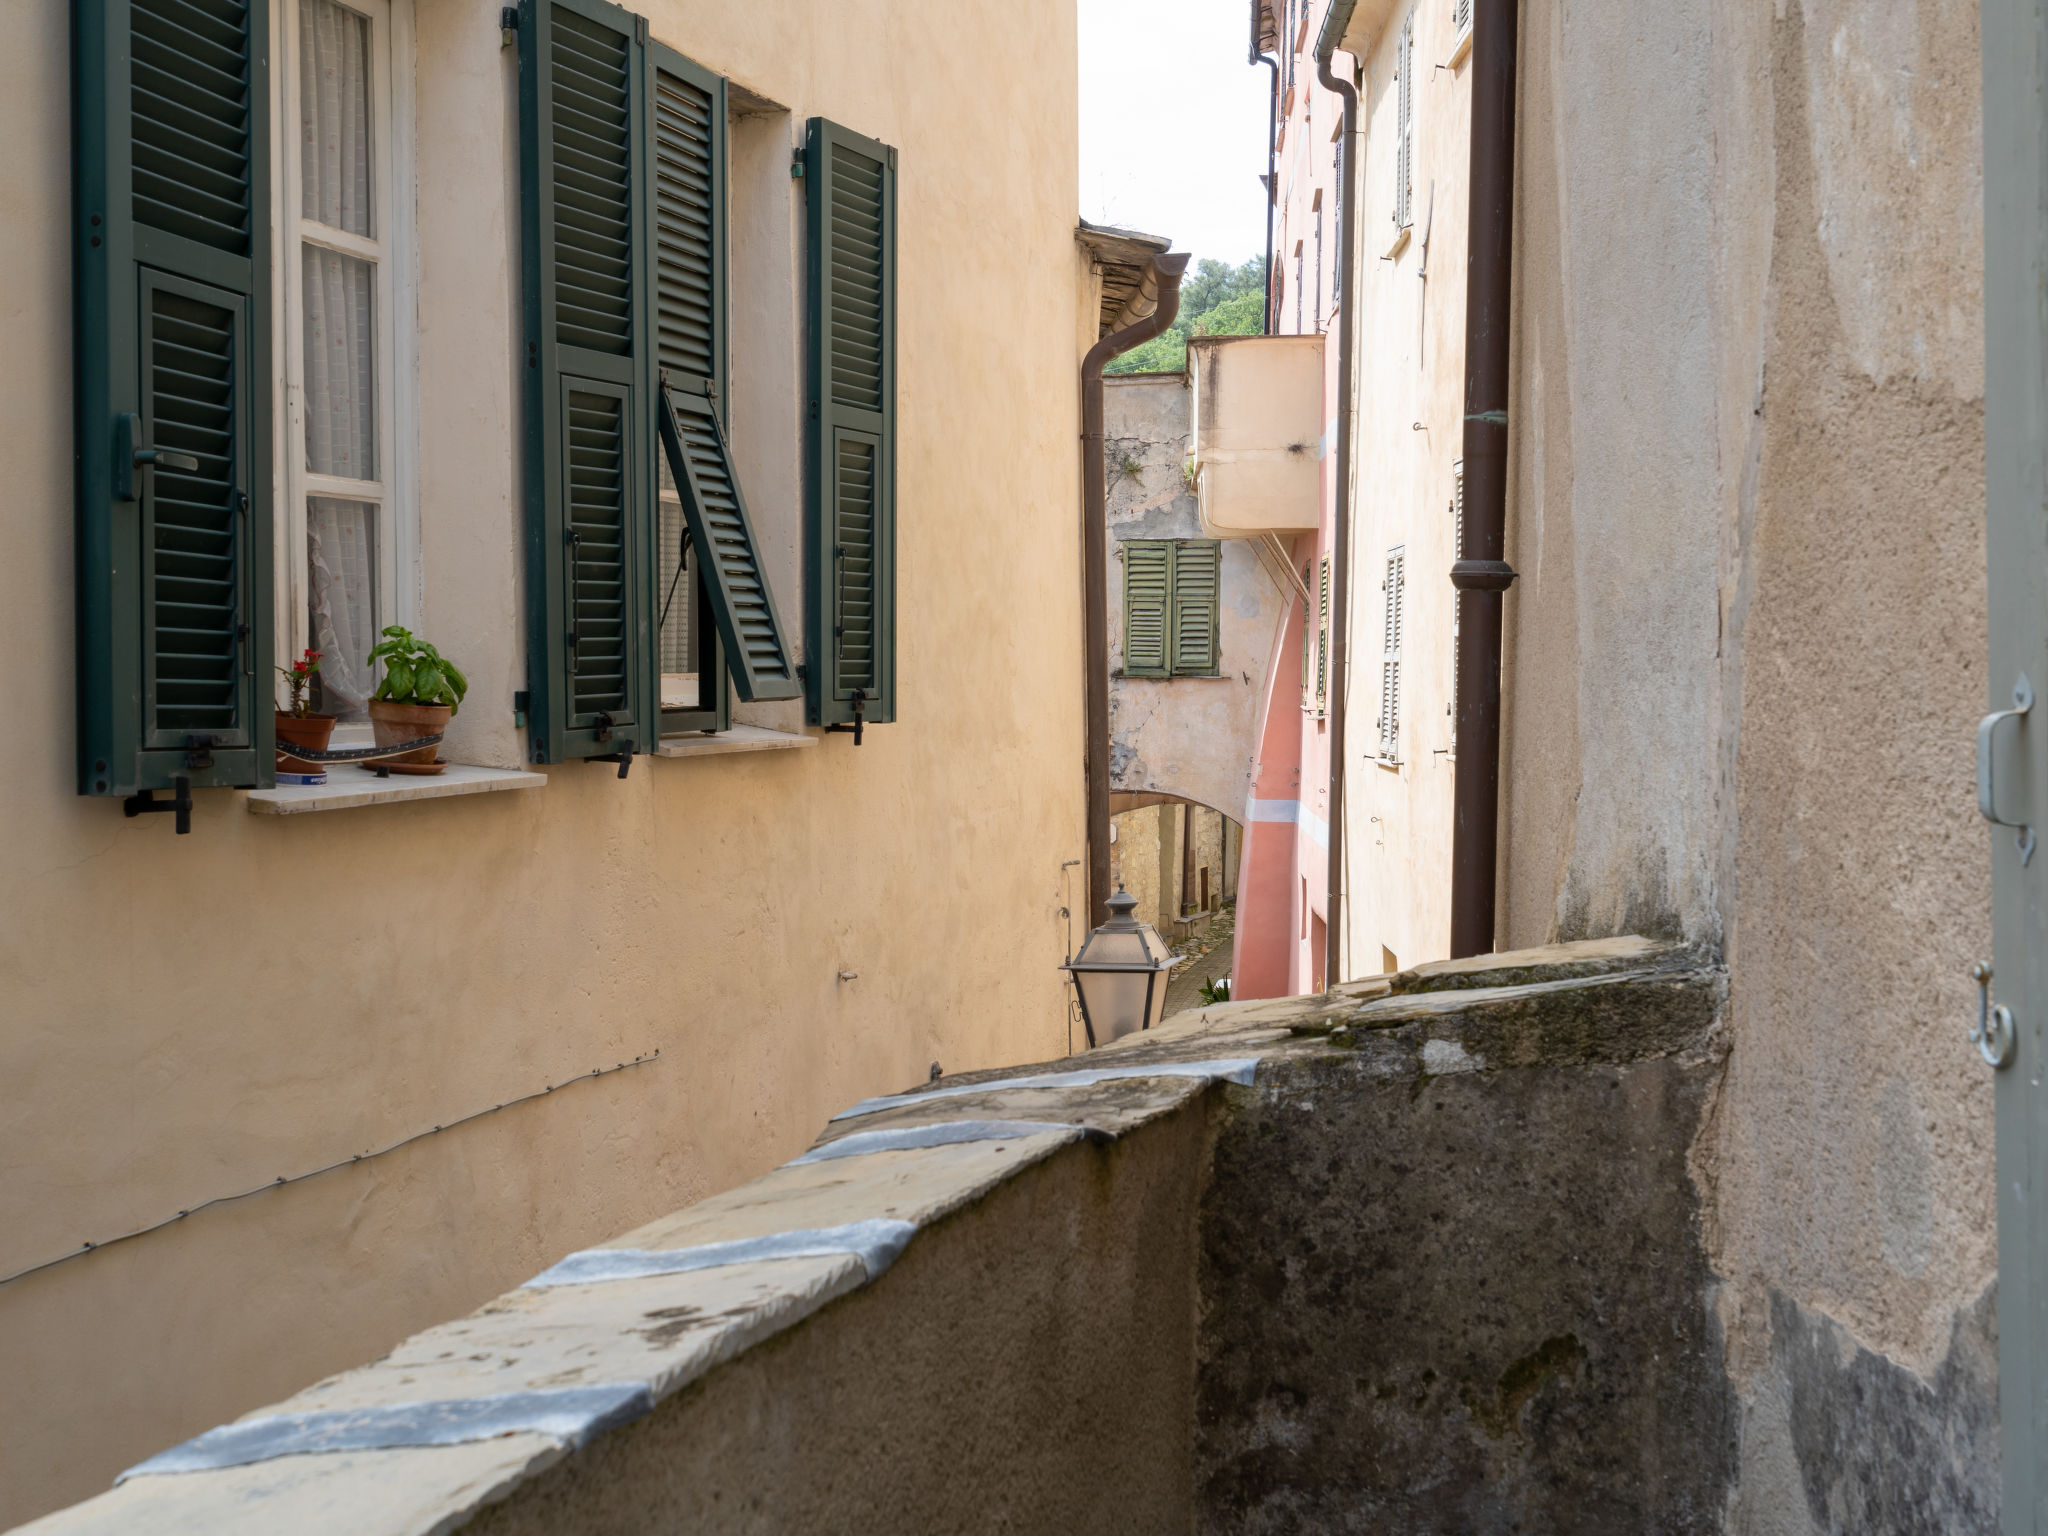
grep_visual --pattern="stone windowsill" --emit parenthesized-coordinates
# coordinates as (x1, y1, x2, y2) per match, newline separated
(655, 725, 816, 758)
(245, 763, 546, 815)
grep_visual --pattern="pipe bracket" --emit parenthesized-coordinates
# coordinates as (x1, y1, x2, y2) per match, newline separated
(1449, 559, 1518, 591)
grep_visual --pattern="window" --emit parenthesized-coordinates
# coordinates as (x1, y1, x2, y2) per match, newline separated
(1394, 11, 1415, 232)
(1449, 460, 1463, 754)
(1314, 206, 1324, 329)
(515, 6, 809, 766)
(1294, 239, 1305, 332)
(1454, 0, 1473, 39)
(1300, 563, 1313, 705)
(282, 0, 410, 726)
(1332, 125, 1346, 307)
(1379, 546, 1406, 759)
(1122, 540, 1221, 679)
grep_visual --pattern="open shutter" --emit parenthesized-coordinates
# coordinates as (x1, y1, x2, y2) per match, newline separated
(1317, 554, 1331, 714)
(75, 0, 273, 798)
(649, 46, 798, 704)
(805, 117, 897, 728)
(1395, 14, 1414, 231)
(1123, 541, 1170, 678)
(519, 0, 656, 764)
(1170, 540, 1221, 677)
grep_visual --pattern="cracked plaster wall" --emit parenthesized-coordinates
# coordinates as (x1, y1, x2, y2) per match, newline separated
(1500, 0, 1996, 1527)
(1104, 375, 1285, 821)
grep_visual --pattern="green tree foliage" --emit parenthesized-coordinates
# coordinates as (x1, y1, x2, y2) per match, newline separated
(1104, 254, 1267, 376)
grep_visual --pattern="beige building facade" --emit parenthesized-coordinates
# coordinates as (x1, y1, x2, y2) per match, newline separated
(0, 0, 1092, 1523)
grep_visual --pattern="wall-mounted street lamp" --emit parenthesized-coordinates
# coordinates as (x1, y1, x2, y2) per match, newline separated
(1063, 887, 1177, 1048)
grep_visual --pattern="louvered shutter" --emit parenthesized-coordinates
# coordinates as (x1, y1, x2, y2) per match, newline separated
(1170, 541, 1221, 676)
(518, 0, 656, 764)
(649, 45, 798, 704)
(74, 0, 273, 798)
(1395, 15, 1414, 231)
(1451, 459, 1464, 752)
(1299, 564, 1313, 705)
(1454, 0, 1473, 35)
(1316, 554, 1331, 714)
(805, 118, 897, 727)
(1380, 547, 1405, 758)
(1123, 541, 1170, 677)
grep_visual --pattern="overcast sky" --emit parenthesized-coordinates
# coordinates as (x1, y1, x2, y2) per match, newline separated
(1078, 0, 1273, 272)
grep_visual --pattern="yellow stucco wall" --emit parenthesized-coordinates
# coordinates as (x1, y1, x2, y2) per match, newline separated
(0, 0, 1084, 1522)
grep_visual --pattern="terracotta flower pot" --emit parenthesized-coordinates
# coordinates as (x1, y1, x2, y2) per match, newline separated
(368, 699, 452, 769)
(274, 712, 337, 775)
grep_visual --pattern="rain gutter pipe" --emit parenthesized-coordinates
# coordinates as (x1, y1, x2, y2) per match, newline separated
(1314, 1, 1360, 987)
(1448, 0, 1520, 957)
(1252, 3, 1279, 328)
(1081, 252, 1191, 930)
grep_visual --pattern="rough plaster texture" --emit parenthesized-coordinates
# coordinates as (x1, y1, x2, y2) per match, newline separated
(1498, 0, 1996, 1527)
(0, 0, 1088, 1522)
(1104, 374, 1283, 823)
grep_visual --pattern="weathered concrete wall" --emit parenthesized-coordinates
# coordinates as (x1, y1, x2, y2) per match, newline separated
(0, 0, 1087, 1523)
(1105, 374, 1283, 823)
(1500, 0, 1997, 1527)
(1196, 946, 1736, 1533)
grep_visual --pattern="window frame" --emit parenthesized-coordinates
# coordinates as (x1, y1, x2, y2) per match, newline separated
(273, 0, 419, 726)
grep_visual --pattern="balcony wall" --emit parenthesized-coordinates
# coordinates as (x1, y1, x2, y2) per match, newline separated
(1189, 335, 1325, 540)
(17, 939, 1784, 1536)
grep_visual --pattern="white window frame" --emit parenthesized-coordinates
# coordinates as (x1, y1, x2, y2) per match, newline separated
(272, 0, 419, 720)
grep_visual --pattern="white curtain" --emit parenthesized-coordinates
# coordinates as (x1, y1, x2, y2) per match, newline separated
(309, 498, 376, 719)
(300, 0, 371, 237)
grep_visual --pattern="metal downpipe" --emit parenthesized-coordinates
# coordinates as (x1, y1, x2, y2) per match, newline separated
(1252, 3, 1279, 330)
(1315, 25, 1360, 989)
(1082, 253, 1191, 930)
(1449, 0, 1521, 957)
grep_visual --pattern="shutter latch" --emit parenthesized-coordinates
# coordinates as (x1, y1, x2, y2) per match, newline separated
(826, 687, 867, 746)
(183, 734, 218, 771)
(124, 775, 193, 836)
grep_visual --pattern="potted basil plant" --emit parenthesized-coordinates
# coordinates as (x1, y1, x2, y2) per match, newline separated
(366, 627, 469, 773)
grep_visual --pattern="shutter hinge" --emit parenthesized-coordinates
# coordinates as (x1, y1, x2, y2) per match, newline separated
(635, 14, 647, 43)
(124, 775, 194, 835)
(791, 153, 805, 179)
(499, 6, 518, 48)
(513, 689, 530, 727)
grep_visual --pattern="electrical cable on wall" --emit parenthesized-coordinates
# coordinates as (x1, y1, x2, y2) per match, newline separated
(0, 1051, 663, 1289)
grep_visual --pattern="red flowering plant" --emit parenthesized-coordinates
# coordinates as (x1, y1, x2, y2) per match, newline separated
(276, 648, 324, 718)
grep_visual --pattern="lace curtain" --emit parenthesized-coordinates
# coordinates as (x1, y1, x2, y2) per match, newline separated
(300, 0, 378, 719)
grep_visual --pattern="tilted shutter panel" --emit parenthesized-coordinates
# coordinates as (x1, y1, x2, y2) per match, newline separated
(519, 0, 656, 763)
(1380, 547, 1405, 758)
(1122, 541, 1170, 677)
(1170, 540, 1221, 676)
(1300, 563, 1313, 705)
(1450, 459, 1463, 751)
(74, 0, 273, 797)
(805, 118, 897, 727)
(650, 44, 798, 704)
(1395, 14, 1414, 231)
(1454, 0, 1473, 34)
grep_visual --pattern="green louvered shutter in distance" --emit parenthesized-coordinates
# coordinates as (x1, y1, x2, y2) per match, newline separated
(650, 44, 799, 704)
(1123, 541, 1170, 677)
(74, 0, 273, 797)
(1170, 540, 1221, 676)
(519, 0, 656, 764)
(805, 118, 897, 727)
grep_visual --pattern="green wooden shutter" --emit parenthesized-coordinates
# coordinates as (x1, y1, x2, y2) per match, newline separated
(650, 45, 799, 704)
(805, 117, 897, 727)
(1169, 540, 1221, 677)
(1123, 541, 1170, 677)
(1317, 553, 1331, 715)
(519, 0, 656, 764)
(74, 0, 273, 797)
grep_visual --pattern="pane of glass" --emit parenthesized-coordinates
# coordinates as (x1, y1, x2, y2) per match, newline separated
(307, 497, 378, 721)
(658, 453, 706, 714)
(300, 0, 373, 237)
(302, 244, 377, 479)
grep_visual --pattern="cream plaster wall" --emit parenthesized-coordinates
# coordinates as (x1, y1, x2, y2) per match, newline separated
(1499, 0, 1993, 1514)
(0, 0, 1085, 1523)
(1337, 0, 1471, 980)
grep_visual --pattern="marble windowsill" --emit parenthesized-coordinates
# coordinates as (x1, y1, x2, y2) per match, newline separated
(246, 763, 546, 815)
(655, 725, 816, 758)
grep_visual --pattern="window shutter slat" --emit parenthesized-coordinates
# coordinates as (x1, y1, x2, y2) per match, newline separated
(648, 46, 798, 705)
(1123, 541, 1171, 677)
(1381, 547, 1405, 759)
(520, 0, 656, 763)
(806, 118, 897, 727)
(1395, 15, 1414, 231)
(1170, 540, 1221, 677)
(76, 0, 273, 798)
(1317, 554, 1331, 715)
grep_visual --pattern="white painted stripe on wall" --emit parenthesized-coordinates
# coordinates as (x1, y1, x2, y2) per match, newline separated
(1244, 796, 1329, 849)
